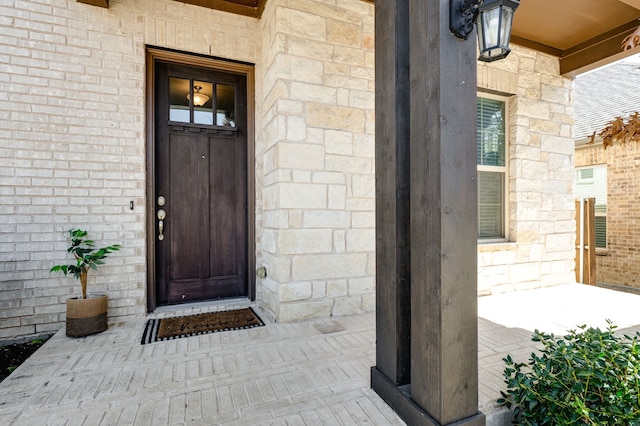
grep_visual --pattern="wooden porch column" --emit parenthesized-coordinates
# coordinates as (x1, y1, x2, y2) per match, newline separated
(372, 0, 411, 389)
(372, 0, 484, 424)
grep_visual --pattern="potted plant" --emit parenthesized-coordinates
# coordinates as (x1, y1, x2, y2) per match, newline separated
(51, 228, 121, 337)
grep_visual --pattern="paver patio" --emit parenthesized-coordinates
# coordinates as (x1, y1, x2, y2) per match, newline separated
(2, 283, 640, 425)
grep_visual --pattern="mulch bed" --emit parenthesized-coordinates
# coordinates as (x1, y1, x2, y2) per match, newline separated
(0, 336, 51, 383)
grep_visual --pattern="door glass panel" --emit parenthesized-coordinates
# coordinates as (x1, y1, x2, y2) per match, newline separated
(193, 80, 213, 125)
(216, 84, 236, 127)
(169, 77, 190, 123)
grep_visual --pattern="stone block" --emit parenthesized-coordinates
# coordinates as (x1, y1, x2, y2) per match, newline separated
(326, 18, 361, 47)
(541, 84, 569, 105)
(327, 279, 348, 297)
(541, 135, 573, 155)
(277, 143, 324, 171)
(362, 293, 375, 312)
(292, 253, 367, 280)
(518, 97, 550, 120)
(290, 81, 336, 104)
(351, 174, 374, 198)
(303, 210, 351, 228)
(261, 230, 277, 255)
(286, 116, 307, 141)
(349, 277, 373, 294)
(325, 129, 353, 155)
(545, 233, 573, 253)
(333, 230, 346, 253)
(312, 281, 327, 298)
(292, 170, 312, 183)
(278, 229, 333, 254)
(346, 229, 374, 252)
(325, 155, 372, 174)
(288, 211, 303, 228)
(279, 183, 327, 209)
(351, 211, 374, 228)
(509, 263, 540, 282)
(332, 296, 362, 316)
(280, 282, 312, 302)
(290, 57, 324, 84)
(307, 103, 365, 133)
(328, 185, 346, 209)
(263, 211, 290, 229)
(289, 9, 326, 39)
(312, 172, 345, 184)
(353, 134, 374, 157)
(265, 255, 291, 282)
(278, 300, 333, 323)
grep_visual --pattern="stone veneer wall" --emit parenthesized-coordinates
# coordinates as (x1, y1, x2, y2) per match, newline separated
(0, 0, 261, 339)
(575, 143, 640, 288)
(258, 0, 376, 322)
(476, 45, 577, 294)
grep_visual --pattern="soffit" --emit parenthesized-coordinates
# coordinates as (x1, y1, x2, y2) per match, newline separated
(173, 0, 266, 18)
(79, 0, 640, 76)
(511, 0, 640, 76)
(195, 0, 640, 77)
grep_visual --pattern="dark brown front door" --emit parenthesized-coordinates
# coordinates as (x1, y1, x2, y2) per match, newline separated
(154, 61, 248, 305)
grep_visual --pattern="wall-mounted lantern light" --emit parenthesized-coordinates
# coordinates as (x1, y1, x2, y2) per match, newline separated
(450, 0, 520, 62)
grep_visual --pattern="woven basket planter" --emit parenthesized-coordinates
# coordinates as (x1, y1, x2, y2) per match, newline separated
(66, 294, 108, 337)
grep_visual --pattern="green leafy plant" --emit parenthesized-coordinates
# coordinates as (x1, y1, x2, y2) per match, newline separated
(498, 321, 640, 425)
(50, 229, 121, 299)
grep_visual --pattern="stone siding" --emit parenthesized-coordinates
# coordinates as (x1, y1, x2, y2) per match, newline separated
(258, 0, 376, 322)
(477, 46, 577, 294)
(575, 143, 640, 288)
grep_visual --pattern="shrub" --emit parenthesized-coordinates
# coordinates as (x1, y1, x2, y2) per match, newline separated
(498, 321, 640, 425)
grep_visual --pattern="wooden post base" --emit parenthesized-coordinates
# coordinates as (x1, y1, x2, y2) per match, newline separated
(371, 368, 486, 426)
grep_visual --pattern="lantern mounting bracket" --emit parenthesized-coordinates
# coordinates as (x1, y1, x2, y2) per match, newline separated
(450, 0, 482, 40)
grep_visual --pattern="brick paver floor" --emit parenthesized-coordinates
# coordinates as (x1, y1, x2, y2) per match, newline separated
(2, 284, 639, 425)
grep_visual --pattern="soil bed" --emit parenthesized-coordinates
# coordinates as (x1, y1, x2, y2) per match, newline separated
(0, 336, 51, 383)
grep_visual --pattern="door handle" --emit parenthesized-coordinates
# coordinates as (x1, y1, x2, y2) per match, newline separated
(157, 208, 166, 241)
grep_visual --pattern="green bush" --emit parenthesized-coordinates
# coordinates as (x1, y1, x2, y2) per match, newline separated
(498, 321, 640, 425)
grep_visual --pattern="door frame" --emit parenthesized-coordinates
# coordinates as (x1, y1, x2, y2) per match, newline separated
(145, 46, 256, 312)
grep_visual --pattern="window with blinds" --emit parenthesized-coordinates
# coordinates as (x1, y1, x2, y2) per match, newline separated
(477, 96, 507, 240)
(575, 165, 607, 248)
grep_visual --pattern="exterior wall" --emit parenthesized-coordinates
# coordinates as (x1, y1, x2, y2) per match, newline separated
(575, 143, 640, 288)
(0, 0, 260, 339)
(258, 0, 376, 322)
(0, 0, 579, 338)
(477, 45, 577, 294)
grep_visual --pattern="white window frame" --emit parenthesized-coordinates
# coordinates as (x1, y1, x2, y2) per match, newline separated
(477, 92, 510, 242)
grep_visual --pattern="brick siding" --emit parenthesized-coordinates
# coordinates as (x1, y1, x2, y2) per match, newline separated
(576, 142, 640, 288)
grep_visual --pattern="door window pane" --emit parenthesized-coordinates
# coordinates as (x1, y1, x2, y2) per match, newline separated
(216, 84, 236, 127)
(192, 80, 213, 125)
(169, 77, 234, 127)
(169, 77, 190, 123)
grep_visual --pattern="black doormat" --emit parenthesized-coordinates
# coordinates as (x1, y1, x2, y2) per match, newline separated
(141, 307, 264, 345)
